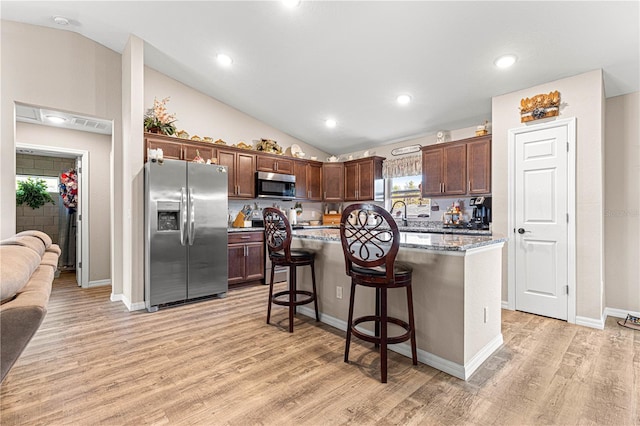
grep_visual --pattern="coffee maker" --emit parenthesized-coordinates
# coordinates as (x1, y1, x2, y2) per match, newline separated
(468, 196, 492, 230)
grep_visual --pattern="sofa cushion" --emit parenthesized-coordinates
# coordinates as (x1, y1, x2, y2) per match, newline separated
(0, 245, 42, 302)
(16, 230, 52, 249)
(0, 235, 46, 257)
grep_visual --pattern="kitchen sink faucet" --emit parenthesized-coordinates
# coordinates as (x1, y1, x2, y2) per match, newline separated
(390, 200, 408, 227)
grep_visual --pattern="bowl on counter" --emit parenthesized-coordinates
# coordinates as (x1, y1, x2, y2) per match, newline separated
(309, 220, 321, 226)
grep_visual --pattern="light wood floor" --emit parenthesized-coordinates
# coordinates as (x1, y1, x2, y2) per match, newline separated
(1, 272, 638, 425)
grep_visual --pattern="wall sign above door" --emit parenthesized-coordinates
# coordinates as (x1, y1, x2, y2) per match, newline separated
(520, 91, 560, 122)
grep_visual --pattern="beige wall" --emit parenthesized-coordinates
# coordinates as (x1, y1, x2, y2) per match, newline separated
(492, 70, 606, 321)
(15, 123, 112, 282)
(144, 67, 329, 161)
(604, 92, 640, 313)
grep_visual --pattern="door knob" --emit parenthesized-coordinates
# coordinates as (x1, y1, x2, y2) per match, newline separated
(517, 228, 528, 234)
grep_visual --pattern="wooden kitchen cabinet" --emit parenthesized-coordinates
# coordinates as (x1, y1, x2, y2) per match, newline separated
(421, 135, 491, 197)
(344, 156, 384, 201)
(228, 231, 264, 286)
(256, 155, 294, 174)
(144, 133, 216, 163)
(322, 163, 344, 201)
(466, 136, 491, 195)
(294, 160, 322, 201)
(217, 148, 256, 198)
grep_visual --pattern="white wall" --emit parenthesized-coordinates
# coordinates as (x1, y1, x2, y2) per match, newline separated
(144, 67, 330, 161)
(604, 92, 640, 313)
(15, 123, 112, 282)
(492, 70, 606, 321)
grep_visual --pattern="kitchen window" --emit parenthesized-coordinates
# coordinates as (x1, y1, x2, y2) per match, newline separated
(382, 155, 430, 218)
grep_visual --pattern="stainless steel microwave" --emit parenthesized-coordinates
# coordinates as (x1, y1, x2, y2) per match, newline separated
(256, 171, 296, 200)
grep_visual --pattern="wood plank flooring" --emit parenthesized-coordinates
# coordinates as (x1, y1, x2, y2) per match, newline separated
(1, 272, 638, 425)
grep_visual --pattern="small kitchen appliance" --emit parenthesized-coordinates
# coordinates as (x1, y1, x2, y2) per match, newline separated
(468, 196, 492, 230)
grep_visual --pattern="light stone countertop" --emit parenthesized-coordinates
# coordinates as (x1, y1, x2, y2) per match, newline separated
(291, 228, 506, 252)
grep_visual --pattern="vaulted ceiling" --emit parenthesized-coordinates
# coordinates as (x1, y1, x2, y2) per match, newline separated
(2, 1, 638, 154)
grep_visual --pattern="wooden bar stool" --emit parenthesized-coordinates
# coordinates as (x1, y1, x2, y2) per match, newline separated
(263, 208, 319, 333)
(339, 203, 418, 383)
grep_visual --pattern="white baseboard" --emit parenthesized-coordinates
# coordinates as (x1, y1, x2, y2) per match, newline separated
(87, 279, 111, 288)
(604, 307, 640, 320)
(110, 292, 145, 311)
(575, 315, 605, 330)
(297, 306, 502, 381)
(501, 300, 510, 310)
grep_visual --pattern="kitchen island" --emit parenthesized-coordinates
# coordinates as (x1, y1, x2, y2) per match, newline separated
(289, 228, 506, 380)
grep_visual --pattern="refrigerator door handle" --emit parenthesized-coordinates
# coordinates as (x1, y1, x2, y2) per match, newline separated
(180, 187, 187, 246)
(188, 187, 196, 245)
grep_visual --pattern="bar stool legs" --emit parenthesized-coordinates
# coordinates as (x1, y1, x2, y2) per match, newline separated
(343, 280, 417, 383)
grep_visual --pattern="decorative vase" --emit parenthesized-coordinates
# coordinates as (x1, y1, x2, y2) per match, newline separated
(147, 127, 161, 134)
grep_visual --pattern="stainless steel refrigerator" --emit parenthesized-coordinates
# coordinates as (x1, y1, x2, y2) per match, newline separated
(145, 159, 228, 312)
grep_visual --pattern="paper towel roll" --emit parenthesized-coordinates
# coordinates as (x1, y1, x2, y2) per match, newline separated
(288, 208, 297, 225)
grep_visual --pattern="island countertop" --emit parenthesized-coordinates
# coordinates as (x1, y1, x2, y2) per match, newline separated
(292, 228, 506, 252)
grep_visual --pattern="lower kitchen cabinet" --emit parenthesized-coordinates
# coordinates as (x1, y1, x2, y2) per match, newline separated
(228, 231, 264, 286)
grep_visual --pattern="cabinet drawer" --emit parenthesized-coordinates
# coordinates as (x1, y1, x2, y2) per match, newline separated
(228, 231, 264, 244)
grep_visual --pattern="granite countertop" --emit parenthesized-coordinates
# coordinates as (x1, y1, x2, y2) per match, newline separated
(291, 228, 506, 252)
(228, 227, 264, 233)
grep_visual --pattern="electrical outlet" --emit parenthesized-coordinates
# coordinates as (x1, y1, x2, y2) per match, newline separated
(336, 286, 343, 299)
(483, 307, 488, 323)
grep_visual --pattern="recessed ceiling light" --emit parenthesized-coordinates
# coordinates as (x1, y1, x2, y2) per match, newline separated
(325, 119, 337, 128)
(283, 0, 301, 7)
(45, 115, 67, 124)
(216, 53, 233, 67)
(396, 94, 412, 105)
(52, 16, 69, 26)
(494, 54, 517, 69)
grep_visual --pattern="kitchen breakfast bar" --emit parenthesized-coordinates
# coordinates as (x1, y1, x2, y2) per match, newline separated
(288, 228, 507, 380)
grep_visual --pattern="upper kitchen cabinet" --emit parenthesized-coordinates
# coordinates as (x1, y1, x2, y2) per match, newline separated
(294, 160, 323, 201)
(217, 148, 256, 198)
(322, 163, 344, 201)
(421, 135, 491, 197)
(144, 133, 216, 163)
(256, 155, 294, 175)
(344, 156, 384, 201)
(466, 136, 491, 195)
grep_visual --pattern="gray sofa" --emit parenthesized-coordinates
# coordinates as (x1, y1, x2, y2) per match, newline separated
(0, 230, 60, 382)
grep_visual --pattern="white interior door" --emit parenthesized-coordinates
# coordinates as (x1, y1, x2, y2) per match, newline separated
(514, 123, 569, 320)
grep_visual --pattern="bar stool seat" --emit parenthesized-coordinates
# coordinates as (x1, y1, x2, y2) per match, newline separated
(339, 204, 418, 383)
(263, 208, 319, 333)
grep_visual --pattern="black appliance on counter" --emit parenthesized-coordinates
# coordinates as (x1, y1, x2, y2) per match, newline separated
(468, 196, 492, 230)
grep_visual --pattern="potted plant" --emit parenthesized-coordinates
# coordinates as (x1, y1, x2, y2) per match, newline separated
(16, 177, 55, 209)
(144, 96, 177, 135)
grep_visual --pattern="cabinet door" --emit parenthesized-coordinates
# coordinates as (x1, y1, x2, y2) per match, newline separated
(467, 137, 491, 195)
(344, 163, 359, 201)
(183, 145, 215, 163)
(227, 244, 247, 285)
(256, 155, 277, 173)
(323, 163, 344, 201)
(357, 160, 375, 200)
(147, 139, 183, 160)
(217, 149, 237, 196)
(294, 161, 308, 199)
(274, 158, 293, 174)
(422, 147, 443, 196)
(245, 242, 265, 282)
(307, 163, 323, 201)
(443, 144, 467, 195)
(236, 153, 256, 198)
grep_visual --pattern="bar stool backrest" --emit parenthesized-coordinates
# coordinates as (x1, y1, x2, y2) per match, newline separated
(339, 203, 400, 284)
(263, 207, 293, 262)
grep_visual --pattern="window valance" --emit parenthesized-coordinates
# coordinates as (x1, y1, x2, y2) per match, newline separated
(382, 155, 422, 179)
